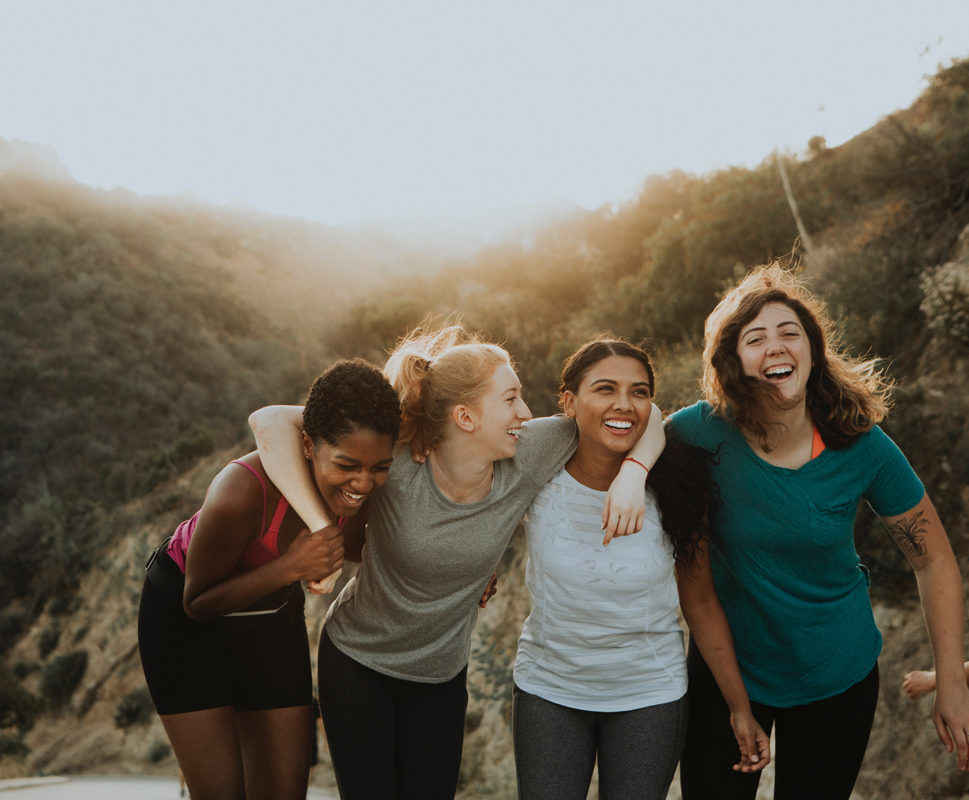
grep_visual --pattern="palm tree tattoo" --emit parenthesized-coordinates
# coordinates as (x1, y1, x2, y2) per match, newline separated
(886, 510, 928, 557)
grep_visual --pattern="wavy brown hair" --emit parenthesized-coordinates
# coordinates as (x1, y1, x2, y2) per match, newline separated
(383, 322, 511, 455)
(702, 263, 892, 450)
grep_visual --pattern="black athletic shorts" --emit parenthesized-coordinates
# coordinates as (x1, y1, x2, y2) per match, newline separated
(137, 549, 312, 715)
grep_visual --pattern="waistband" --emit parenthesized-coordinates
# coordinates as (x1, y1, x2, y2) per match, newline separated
(144, 538, 302, 615)
(145, 539, 185, 600)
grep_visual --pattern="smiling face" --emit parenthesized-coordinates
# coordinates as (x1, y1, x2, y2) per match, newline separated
(563, 355, 653, 458)
(302, 427, 395, 518)
(737, 301, 814, 402)
(470, 363, 532, 461)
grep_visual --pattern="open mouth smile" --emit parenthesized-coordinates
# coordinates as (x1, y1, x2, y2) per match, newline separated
(339, 488, 366, 506)
(763, 365, 794, 382)
(604, 419, 634, 432)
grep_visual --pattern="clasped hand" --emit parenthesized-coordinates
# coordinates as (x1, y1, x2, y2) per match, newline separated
(285, 525, 345, 593)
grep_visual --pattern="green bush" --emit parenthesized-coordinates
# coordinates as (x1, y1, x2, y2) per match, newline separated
(0, 667, 42, 731)
(0, 610, 26, 655)
(113, 687, 154, 728)
(920, 262, 969, 348)
(46, 594, 76, 617)
(0, 733, 29, 758)
(11, 661, 36, 680)
(71, 624, 90, 646)
(38, 650, 88, 708)
(38, 627, 60, 659)
(147, 740, 172, 763)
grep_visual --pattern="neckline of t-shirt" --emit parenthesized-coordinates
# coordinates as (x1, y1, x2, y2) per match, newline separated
(559, 466, 607, 495)
(421, 458, 499, 507)
(694, 400, 831, 474)
(734, 426, 831, 474)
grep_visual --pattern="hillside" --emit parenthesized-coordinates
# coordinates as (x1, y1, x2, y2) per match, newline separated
(1, 59, 969, 798)
(0, 143, 455, 613)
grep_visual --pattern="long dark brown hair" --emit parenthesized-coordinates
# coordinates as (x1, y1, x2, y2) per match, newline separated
(562, 337, 718, 568)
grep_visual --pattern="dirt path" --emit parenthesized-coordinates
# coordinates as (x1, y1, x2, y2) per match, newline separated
(0, 775, 338, 798)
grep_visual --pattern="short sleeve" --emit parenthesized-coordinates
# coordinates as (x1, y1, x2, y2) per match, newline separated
(514, 416, 578, 485)
(667, 401, 721, 450)
(862, 426, 925, 517)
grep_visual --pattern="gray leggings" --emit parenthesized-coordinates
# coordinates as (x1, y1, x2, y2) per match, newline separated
(513, 685, 688, 800)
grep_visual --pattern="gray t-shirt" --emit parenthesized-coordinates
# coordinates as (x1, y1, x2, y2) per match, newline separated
(324, 415, 579, 682)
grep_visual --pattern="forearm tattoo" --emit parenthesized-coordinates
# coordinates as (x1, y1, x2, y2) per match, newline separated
(886, 510, 928, 558)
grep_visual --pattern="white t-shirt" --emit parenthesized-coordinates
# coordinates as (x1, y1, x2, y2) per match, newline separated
(514, 468, 687, 712)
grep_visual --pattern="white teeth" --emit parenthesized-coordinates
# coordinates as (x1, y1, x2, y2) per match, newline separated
(342, 490, 364, 501)
(507, 429, 520, 438)
(605, 420, 633, 429)
(765, 366, 793, 377)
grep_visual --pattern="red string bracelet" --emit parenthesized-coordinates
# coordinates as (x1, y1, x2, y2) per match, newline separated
(623, 457, 650, 477)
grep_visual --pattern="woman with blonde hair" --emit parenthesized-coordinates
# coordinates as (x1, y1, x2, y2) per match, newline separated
(248, 323, 663, 800)
(670, 264, 969, 799)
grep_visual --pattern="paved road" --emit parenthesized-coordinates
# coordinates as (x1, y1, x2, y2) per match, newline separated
(0, 775, 337, 798)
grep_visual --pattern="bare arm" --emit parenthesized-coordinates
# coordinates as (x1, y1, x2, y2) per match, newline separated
(182, 463, 344, 619)
(248, 405, 333, 532)
(883, 492, 969, 771)
(677, 538, 771, 772)
(601, 402, 666, 542)
(305, 513, 368, 596)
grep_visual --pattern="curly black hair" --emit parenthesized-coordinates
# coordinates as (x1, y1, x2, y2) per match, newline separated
(302, 358, 401, 446)
(648, 430, 720, 570)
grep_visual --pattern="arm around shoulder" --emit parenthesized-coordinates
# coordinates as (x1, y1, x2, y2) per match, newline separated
(602, 403, 665, 542)
(248, 404, 333, 532)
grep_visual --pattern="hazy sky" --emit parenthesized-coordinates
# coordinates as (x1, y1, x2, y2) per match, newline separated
(2, 1, 967, 227)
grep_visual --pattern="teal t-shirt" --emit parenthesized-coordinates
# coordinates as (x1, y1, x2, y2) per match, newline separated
(668, 401, 924, 707)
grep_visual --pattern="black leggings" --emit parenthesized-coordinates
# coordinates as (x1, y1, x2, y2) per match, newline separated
(317, 630, 468, 800)
(680, 644, 879, 800)
(513, 685, 687, 800)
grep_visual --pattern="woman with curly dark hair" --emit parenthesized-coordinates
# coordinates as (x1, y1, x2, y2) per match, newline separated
(672, 263, 969, 799)
(137, 359, 400, 800)
(512, 338, 769, 800)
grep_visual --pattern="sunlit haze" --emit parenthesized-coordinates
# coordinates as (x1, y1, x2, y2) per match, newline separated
(1, 0, 967, 230)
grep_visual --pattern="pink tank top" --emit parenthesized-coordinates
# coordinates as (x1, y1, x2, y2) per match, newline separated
(166, 460, 290, 574)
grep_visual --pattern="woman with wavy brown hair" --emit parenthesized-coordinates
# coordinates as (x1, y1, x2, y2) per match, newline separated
(672, 263, 969, 799)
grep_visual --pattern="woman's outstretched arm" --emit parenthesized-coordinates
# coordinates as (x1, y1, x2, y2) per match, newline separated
(883, 492, 969, 771)
(248, 405, 345, 593)
(248, 405, 333, 532)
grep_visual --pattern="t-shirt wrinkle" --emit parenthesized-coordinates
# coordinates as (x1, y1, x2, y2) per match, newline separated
(515, 468, 686, 713)
(668, 400, 924, 707)
(324, 415, 579, 683)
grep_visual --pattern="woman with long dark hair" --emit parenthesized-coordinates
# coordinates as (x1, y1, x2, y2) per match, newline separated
(512, 338, 768, 800)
